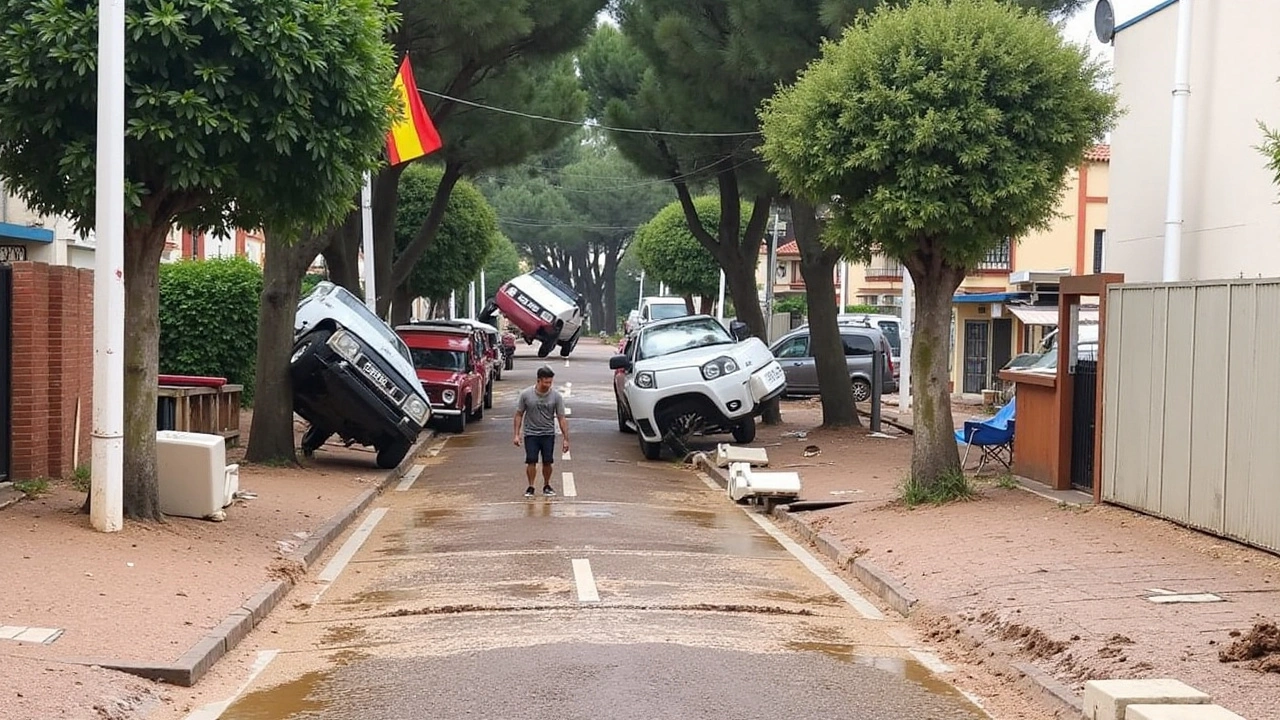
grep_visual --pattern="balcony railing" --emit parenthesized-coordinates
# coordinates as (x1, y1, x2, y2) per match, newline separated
(975, 239, 1011, 272)
(865, 265, 904, 280)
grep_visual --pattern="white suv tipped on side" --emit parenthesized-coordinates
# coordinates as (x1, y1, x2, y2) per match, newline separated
(610, 315, 787, 460)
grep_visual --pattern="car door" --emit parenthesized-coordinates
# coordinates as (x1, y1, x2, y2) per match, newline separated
(772, 334, 817, 393)
(614, 335, 637, 416)
(841, 332, 876, 383)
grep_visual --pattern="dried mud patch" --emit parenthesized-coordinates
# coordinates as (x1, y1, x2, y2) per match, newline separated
(1219, 621, 1280, 674)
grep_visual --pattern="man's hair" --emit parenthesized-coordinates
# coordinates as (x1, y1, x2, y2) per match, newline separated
(536, 366, 555, 379)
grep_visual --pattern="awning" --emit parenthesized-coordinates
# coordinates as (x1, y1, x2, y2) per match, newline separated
(1007, 306, 1099, 326)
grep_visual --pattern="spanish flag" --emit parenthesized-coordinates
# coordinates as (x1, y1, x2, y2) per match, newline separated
(386, 56, 442, 165)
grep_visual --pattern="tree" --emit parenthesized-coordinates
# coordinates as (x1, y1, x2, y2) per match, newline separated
(482, 234, 523, 293)
(633, 197, 733, 313)
(760, 0, 1116, 486)
(0, 0, 396, 517)
(392, 165, 499, 324)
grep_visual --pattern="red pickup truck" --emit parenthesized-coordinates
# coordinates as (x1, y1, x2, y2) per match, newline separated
(395, 325, 487, 434)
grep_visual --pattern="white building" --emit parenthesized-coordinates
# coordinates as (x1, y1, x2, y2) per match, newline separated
(1105, 0, 1280, 282)
(0, 182, 95, 269)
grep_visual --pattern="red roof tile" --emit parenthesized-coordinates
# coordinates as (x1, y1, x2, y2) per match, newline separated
(774, 240, 799, 256)
(1084, 144, 1110, 162)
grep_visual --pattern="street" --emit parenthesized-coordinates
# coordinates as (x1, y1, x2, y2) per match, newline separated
(205, 342, 987, 720)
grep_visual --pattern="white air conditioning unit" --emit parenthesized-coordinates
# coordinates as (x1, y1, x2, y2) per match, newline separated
(156, 431, 239, 520)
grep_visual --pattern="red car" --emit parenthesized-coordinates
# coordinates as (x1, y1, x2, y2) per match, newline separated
(395, 325, 488, 434)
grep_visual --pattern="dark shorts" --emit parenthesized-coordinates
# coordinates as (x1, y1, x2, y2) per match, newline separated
(524, 434, 555, 465)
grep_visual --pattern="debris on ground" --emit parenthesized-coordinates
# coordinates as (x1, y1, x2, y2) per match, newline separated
(1219, 620, 1280, 673)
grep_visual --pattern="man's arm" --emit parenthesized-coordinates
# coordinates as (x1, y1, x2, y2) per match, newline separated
(557, 394, 570, 450)
(513, 409, 524, 446)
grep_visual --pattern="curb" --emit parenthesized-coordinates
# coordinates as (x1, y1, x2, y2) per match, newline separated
(691, 453, 1081, 717)
(83, 430, 438, 687)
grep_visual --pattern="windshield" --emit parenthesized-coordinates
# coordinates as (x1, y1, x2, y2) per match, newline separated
(649, 303, 689, 320)
(410, 348, 467, 373)
(530, 267, 580, 306)
(639, 317, 734, 359)
(333, 288, 413, 364)
(876, 321, 901, 354)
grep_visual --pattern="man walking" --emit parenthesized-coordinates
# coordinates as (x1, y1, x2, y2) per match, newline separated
(513, 366, 570, 497)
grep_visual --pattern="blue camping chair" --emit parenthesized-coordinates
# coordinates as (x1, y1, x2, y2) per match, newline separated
(954, 397, 1016, 474)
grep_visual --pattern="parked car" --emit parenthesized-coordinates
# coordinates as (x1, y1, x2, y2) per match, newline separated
(414, 318, 505, 381)
(625, 296, 690, 334)
(610, 315, 787, 460)
(402, 319, 496, 406)
(291, 282, 430, 468)
(395, 324, 486, 434)
(499, 331, 517, 371)
(827, 313, 902, 372)
(478, 266, 586, 358)
(769, 325, 897, 402)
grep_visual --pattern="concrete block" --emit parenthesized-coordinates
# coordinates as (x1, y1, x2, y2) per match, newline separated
(1082, 679, 1211, 720)
(1125, 705, 1246, 720)
(715, 443, 769, 467)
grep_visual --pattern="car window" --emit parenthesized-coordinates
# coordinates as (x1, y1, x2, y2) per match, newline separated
(530, 267, 581, 306)
(773, 336, 809, 359)
(649, 303, 689, 321)
(410, 348, 467, 373)
(876, 321, 901, 354)
(842, 334, 876, 356)
(638, 317, 734, 359)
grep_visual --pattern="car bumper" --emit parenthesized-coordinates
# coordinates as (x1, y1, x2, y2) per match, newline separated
(629, 360, 788, 441)
(495, 293, 554, 339)
(294, 356, 422, 444)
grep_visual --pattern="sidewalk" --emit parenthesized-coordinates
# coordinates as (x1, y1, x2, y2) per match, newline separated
(711, 401, 1280, 719)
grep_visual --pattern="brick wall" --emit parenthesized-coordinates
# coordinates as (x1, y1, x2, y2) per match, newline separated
(8, 261, 92, 480)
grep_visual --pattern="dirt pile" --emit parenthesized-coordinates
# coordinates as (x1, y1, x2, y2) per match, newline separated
(1219, 621, 1280, 674)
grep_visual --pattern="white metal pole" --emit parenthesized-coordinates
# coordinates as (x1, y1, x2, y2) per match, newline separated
(716, 269, 726, 321)
(91, 0, 125, 533)
(468, 281, 476, 319)
(899, 269, 914, 411)
(764, 212, 779, 321)
(1162, 0, 1194, 282)
(637, 270, 645, 305)
(449, 289, 456, 319)
(840, 260, 849, 312)
(360, 171, 376, 312)
(479, 270, 486, 305)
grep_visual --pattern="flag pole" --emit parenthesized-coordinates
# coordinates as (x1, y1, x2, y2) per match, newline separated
(361, 172, 376, 313)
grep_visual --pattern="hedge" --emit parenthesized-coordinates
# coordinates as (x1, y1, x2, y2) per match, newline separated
(158, 257, 263, 404)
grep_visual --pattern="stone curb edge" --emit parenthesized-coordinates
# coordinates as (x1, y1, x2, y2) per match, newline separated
(77, 430, 439, 687)
(691, 453, 1082, 718)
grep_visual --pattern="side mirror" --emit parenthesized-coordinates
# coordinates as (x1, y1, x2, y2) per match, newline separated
(729, 320, 750, 341)
(609, 354, 631, 371)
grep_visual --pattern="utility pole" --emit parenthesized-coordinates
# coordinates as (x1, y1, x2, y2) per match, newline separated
(764, 211, 782, 337)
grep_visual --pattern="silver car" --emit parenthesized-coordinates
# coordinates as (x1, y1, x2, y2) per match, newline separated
(769, 325, 897, 402)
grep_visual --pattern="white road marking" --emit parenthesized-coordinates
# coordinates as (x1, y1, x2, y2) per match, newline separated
(564, 407, 573, 416)
(572, 559, 599, 602)
(562, 450, 572, 461)
(564, 358, 571, 367)
(562, 471, 577, 497)
(697, 472, 884, 620)
(563, 382, 572, 398)
(909, 649, 953, 673)
(312, 508, 389, 602)
(0, 626, 62, 644)
(427, 437, 450, 458)
(394, 464, 425, 492)
(182, 649, 279, 720)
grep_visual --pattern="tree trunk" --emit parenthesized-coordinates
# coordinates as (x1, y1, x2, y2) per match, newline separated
(384, 162, 462, 316)
(371, 164, 407, 317)
(246, 230, 331, 464)
(389, 284, 413, 327)
(602, 262, 619, 334)
(790, 197, 858, 427)
(699, 296, 714, 314)
(905, 254, 967, 484)
(322, 211, 361, 293)
(122, 223, 170, 521)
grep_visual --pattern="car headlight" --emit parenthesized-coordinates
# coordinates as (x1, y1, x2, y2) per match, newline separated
(441, 389, 456, 404)
(403, 396, 429, 424)
(328, 330, 361, 362)
(504, 285, 518, 297)
(636, 371, 656, 389)
(539, 310, 555, 322)
(701, 356, 739, 381)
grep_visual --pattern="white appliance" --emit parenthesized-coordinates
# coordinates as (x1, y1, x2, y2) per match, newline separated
(727, 461, 801, 505)
(156, 431, 239, 520)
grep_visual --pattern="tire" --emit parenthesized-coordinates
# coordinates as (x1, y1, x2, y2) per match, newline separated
(852, 377, 873, 403)
(494, 363, 502, 382)
(504, 353, 514, 371)
(376, 441, 410, 469)
(732, 415, 757, 444)
(477, 300, 498, 326)
(289, 329, 332, 383)
(483, 382, 493, 410)
(537, 335, 556, 357)
(471, 395, 484, 421)
(638, 433, 662, 460)
(446, 408, 466, 434)
(558, 328, 581, 357)
(616, 395, 635, 434)
(300, 424, 332, 457)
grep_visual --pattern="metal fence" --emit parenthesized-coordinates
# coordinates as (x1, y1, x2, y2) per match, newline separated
(1102, 279, 1280, 553)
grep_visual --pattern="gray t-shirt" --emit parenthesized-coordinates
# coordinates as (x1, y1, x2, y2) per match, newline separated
(516, 386, 565, 436)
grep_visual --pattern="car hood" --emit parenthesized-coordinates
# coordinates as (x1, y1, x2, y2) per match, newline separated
(416, 368, 466, 386)
(634, 338, 774, 373)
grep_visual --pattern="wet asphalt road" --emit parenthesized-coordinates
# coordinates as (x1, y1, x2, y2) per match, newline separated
(216, 342, 987, 720)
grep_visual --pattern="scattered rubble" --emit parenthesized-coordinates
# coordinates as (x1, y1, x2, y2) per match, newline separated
(1219, 620, 1280, 674)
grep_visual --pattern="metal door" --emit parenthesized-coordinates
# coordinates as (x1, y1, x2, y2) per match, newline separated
(1070, 359, 1098, 492)
(0, 264, 11, 481)
(962, 320, 990, 394)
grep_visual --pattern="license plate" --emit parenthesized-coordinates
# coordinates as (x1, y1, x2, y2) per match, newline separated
(764, 365, 785, 386)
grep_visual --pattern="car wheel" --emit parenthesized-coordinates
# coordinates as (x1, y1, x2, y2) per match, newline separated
(558, 328, 581, 357)
(447, 408, 466, 434)
(478, 300, 498, 326)
(616, 395, 635, 434)
(289, 329, 331, 383)
(471, 394, 484, 421)
(852, 377, 872, 403)
(638, 433, 662, 460)
(536, 335, 556, 357)
(483, 382, 493, 410)
(376, 441, 411, 469)
(300, 424, 332, 456)
(732, 416, 756, 444)
(504, 353, 514, 371)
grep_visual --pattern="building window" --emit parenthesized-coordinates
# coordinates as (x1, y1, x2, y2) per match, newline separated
(1093, 229, 1105, 273)
(976, 238, 1011, 271)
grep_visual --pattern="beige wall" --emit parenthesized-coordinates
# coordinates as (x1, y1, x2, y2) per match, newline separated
(1108, 0, 1280, 282)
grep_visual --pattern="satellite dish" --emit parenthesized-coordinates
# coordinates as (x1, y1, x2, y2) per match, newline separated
(1094, 0, 1116, 44)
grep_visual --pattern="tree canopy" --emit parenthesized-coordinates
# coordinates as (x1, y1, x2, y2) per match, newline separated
(633, 197, 737, 301)
(395, 164, 499, 304)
